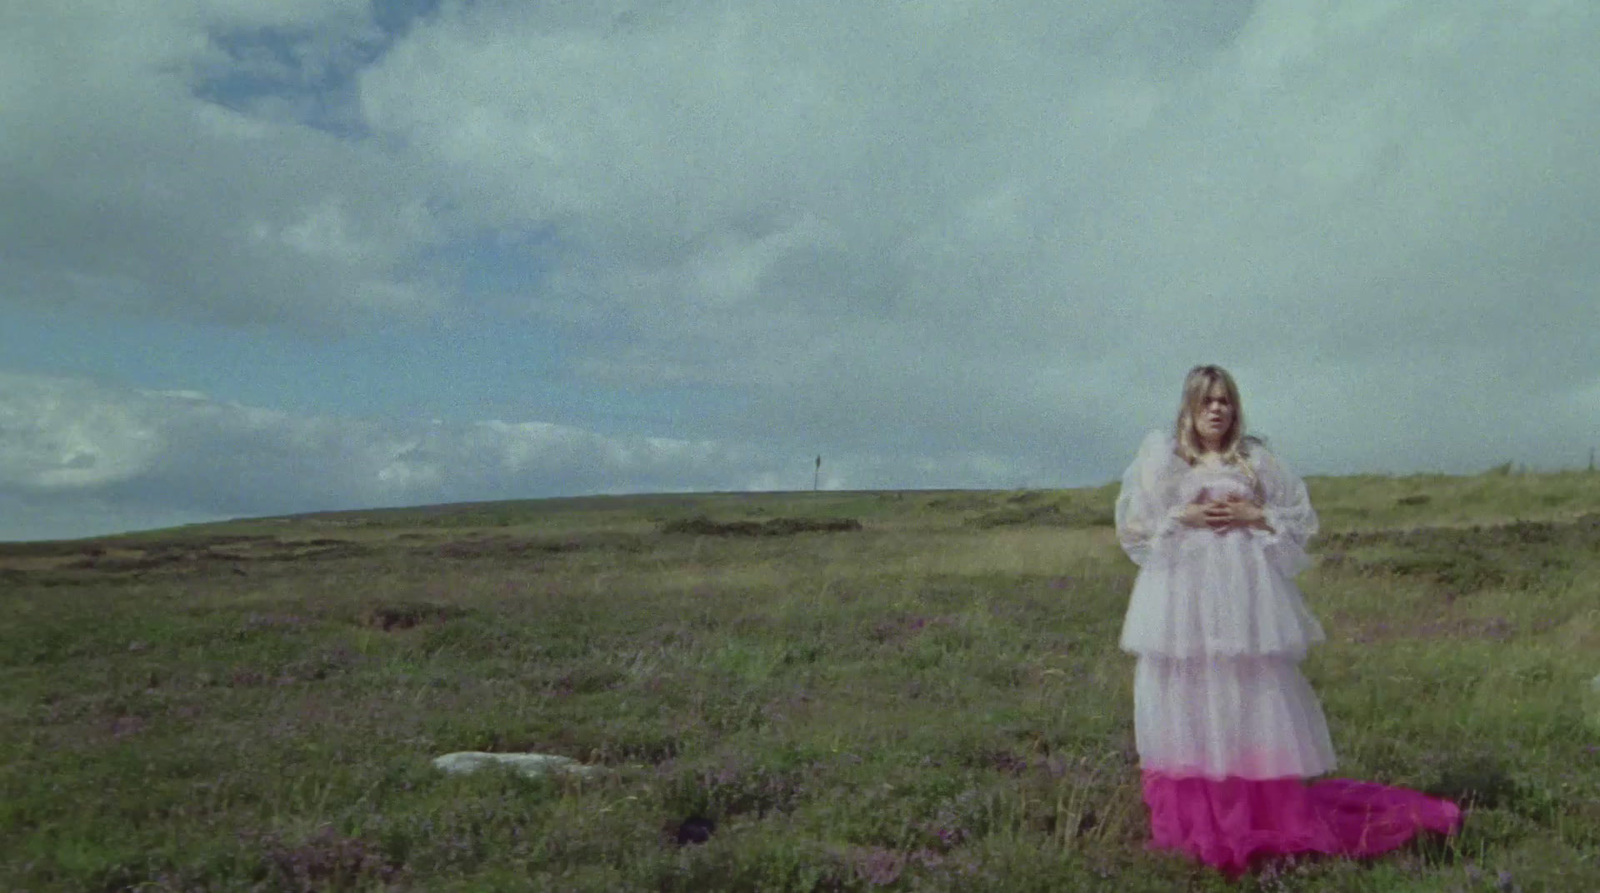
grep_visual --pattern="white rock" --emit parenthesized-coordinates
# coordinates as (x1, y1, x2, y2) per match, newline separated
(432, 751, 603, 779)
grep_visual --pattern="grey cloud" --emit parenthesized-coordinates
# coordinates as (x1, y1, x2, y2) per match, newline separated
(4, 0, 1597, 541)
(356, 1, 1599, 475)
(0, 1, 443, 329)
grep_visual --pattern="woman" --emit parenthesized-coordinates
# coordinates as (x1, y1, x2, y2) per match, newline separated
(1114, 365, 1460, 875)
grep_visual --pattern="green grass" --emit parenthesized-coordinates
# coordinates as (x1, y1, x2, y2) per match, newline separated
(3, 475, 1599, 891)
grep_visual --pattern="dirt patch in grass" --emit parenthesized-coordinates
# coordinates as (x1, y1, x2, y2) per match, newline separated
(434, 536, 581, 559)
(922, 493, 1003, 511)
(1318, 515, 1600, 597)
(657, 516, 863, 537)
(0, 539, 117, 559)
(1323, 514, 1600, 552)
(430, 531, 645, 559)
(7, 535, 376, 576)
(228, 539, 374, 562)
(965, 502, 1115, 529)
(69, 552, 193, 573)
(360, 601, 470, 631)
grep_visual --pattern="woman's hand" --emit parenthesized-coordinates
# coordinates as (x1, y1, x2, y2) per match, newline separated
(1203, 494, 1270, 532)
(1177, 502, 1213, 528)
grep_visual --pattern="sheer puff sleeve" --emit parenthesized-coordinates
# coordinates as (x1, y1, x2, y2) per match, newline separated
(1250, 444, 1319, 578)
(1114, 430, 1185, 567)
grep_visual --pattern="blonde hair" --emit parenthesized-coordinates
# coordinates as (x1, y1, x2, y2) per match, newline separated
(1173, 365, 1261, 491)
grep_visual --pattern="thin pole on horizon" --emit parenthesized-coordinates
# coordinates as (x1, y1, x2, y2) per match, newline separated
(814, 455, 821, 492)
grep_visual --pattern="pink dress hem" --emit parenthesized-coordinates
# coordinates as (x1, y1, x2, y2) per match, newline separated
(1141, 770, 1463, 876)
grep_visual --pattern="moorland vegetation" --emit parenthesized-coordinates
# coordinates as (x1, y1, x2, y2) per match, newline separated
(3, 469, 1599, 891)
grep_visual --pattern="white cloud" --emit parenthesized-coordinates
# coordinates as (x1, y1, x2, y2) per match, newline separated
(0, 372, 1038, 539)
(0, 375, 164, 489)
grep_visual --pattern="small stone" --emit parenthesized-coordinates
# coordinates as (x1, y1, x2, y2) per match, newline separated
(432, 751, 603, 779)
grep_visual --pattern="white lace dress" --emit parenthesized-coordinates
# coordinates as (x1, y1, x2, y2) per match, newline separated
(1114, 431, 1336, 781)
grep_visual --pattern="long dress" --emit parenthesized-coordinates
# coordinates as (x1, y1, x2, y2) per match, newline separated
(1114, 430, 1461, 874)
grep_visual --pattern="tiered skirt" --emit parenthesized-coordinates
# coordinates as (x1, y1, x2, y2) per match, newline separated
(1123, 530, 1461, 874)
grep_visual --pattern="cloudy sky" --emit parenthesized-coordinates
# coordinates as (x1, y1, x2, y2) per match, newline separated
(3, 0, 1597, 540)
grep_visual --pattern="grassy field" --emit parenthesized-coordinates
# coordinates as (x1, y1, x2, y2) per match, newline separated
(3, 471, 1599, 891)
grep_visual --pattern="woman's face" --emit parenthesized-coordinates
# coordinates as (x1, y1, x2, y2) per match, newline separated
(1195, 381, 1233, 449)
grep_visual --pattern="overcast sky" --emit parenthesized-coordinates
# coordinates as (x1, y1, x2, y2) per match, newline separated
(3, 0, 1598, 541)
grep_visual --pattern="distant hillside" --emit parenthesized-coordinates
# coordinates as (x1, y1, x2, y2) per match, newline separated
(12, 466, 1596, 548)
